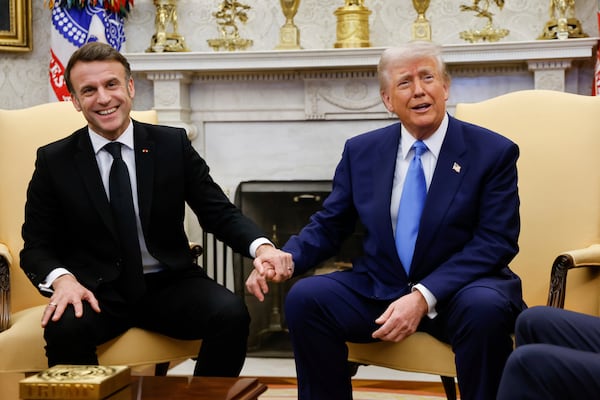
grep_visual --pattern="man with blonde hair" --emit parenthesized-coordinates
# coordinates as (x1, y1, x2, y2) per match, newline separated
(248, 41, 526, 399)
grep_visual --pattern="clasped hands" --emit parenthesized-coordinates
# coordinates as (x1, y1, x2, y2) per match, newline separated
(246, 244, 294, 302)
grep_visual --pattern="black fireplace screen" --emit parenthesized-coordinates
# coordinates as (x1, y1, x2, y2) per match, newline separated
(232, 180, 364, 357)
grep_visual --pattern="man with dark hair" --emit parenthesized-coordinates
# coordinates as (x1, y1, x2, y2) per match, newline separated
(21, 41, 293, 376)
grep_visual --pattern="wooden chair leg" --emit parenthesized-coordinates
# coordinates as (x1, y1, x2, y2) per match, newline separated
(154, 362, 170, 376)
(440, 375, 457, 400)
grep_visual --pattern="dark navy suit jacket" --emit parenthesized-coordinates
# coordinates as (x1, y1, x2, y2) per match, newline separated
(283, 116, 524, 312)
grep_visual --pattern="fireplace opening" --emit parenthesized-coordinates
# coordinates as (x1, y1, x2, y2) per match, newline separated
(233, 180, 364, 357)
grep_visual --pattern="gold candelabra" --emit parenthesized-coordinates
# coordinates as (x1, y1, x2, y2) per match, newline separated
(207, 0, 253, 51)
(147, 0, 189, 52)
(333, 0, 372, 48)
(459, 0, 509, 43)
(538, 0, 587, 40)
(276, 0, 302, 50)
(412, 0, 431, 40)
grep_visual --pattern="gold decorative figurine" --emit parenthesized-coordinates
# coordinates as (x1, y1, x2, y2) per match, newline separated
(334, 0, 372, 48)
(207, 0, 253, 51)
(538, 0, 588, 40)
(412, 0, 431, 41)
(276, 0, 302, 50)
(459, 0, 509, 43)
(147, 0, 189, 52)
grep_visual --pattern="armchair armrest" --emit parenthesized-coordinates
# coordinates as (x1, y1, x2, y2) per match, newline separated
(0, 243, 12, 332)
(547, 244, 600, 308)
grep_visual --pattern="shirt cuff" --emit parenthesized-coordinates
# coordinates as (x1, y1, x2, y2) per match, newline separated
(249, 238, 274, 258)
(38, 268, 72, 294)
(412, 283, 438, 319)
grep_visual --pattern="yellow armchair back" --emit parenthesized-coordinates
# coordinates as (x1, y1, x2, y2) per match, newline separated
(348, 90, 600, 400)
(0, 102, 200, 385)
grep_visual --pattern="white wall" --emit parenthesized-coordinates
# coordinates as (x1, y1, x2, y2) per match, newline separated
(1, 0, 598, 109)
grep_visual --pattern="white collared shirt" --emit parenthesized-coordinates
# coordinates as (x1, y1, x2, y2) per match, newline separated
(390, 113, 450, 318)
(89, 120, 164, 274)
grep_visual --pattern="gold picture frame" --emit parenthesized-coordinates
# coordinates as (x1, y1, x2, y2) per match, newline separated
(0, 0, 32, 52)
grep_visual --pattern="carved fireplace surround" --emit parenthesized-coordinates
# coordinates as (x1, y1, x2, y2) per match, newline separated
(126, 39, 597, 284)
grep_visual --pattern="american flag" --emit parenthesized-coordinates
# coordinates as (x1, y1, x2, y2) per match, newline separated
(47, 0, 133, 101)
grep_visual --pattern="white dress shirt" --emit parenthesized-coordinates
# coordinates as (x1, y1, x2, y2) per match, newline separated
(390, 113, 449, 318)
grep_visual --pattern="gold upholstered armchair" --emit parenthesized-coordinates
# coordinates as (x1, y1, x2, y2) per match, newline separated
(347, 90, 600, 400)
(0, 102, 202, 399)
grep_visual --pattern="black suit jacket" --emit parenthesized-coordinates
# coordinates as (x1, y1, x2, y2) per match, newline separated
(21, 120, 265, 294)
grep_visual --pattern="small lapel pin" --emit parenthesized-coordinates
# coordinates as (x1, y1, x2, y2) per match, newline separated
(142, 149, 149, 153)
(452, 162, 461, 173)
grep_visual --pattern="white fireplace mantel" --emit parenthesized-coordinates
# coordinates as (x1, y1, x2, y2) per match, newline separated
(126, 38, 597, 138)
(127, 38, 596, 73)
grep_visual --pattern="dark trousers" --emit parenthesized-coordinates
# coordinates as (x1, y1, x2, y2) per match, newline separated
(497, 306, 600, 400)
(44, 268, 250, 377)
(285, 275, 519, 400)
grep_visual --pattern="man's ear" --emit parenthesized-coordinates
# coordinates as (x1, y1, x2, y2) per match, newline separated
(127, 77, 135, 99)
(71, 96, 82, 112)
(380, 91, 394, 113)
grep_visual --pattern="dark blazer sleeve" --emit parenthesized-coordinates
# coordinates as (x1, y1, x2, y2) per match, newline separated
(167, 125, 267, 256)
(20, 122, 267, 294)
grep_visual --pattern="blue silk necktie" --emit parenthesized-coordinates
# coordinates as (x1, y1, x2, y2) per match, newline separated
(104, 142, 145, 301)
(395, 140, 428, 274)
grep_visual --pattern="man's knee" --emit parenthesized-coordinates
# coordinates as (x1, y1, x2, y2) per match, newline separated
(284, 277, 321, 324)
(44, 307, 96, 343)
(215, 294, 250, 332)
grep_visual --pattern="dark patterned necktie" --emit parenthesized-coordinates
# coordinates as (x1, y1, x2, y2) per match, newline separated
(104, 142, 145, 301)
(395, 140, 428, 275)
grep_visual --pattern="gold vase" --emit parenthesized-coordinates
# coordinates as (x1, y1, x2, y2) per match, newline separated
(147, 0, 189, 52)
(334, 1, 371, 48)
(276, 0, 302, 50)
(412, 0, 431, 40)
(538, 0, 588, 40)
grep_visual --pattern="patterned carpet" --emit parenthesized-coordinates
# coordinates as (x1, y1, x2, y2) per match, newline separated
(260, 385, 447, 399)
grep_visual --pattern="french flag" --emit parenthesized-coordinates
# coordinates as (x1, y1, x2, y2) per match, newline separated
(49, 1, 128, 101)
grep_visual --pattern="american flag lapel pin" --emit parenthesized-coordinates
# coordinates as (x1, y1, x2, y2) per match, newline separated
(452, 162, 461, 173)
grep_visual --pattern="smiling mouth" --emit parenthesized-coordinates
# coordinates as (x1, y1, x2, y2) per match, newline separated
(413, 103, 431, 111)
(98, 107, 117, 116)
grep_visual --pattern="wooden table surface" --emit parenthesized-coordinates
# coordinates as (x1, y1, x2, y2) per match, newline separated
(128, 376, 267, 400)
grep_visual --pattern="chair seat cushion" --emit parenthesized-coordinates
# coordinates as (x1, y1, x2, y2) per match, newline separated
(0, 305, 201, 373)
(347, 332, 456, 376)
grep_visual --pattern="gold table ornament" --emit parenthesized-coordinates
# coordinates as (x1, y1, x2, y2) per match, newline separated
(207, 0, 253, 51)
(538, 0, 588, 40)
(459, 0, 509, 43)
(334, 1, 372, 48)
(276, 0, 302, 50)
(147, 0, 189, 52)
(412, 0, 431, 41)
